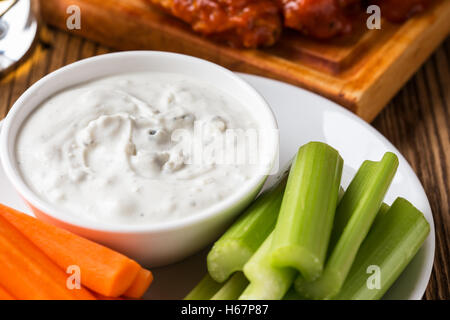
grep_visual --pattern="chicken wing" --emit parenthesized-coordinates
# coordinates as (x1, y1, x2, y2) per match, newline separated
(278, 0, 360, 39)
(374, 0, 434, 22)
(147, 0, 282, 48)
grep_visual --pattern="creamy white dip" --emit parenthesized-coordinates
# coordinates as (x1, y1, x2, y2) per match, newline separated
(16, 72, 262, 225)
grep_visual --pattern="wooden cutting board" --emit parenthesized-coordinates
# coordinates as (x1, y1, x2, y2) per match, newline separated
(40, 0, 450, 122)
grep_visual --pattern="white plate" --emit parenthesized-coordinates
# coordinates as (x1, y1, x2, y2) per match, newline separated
(0, 73, 434, 300)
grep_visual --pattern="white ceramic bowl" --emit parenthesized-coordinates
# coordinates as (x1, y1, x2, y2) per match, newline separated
(0, 51, 279, 267)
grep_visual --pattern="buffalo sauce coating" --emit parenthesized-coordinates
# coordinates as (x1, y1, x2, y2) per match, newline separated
(278, 0, 360, 39)
(150, 0, 282, 47)
(374, 0, 434, 22)
(149, 0, 435, 44)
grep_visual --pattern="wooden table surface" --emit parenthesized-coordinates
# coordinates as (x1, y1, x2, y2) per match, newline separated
(0, 27, 449, 300)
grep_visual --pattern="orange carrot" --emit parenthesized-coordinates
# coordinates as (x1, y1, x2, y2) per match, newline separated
(0, 285, 15, 300)
(0, 204, 142, 297)
(92, 292, 125, 300)
(123, 268, 153, 299)
(0, 215, 95, 300)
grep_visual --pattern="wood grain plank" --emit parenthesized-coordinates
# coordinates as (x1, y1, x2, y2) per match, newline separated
(373, 39, 450, 300)
(25, 30, 53, 90)
(0, 73, 14, 119)
(8, 56, 35, 109)
(47, 31, 70, 73)
(65, 33, 84, 65)
(79, 38, 98, 59)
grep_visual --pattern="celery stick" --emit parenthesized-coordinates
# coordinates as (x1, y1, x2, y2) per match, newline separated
(185, 272, 249, 300)
(327, 160, 377, 252)
(295, 152, 399, 299)
(338, 186, 345, 203)
(283, 202, 383, 301)
(211, 272, 249, 300)
(283, 287, 306, 300)
(184, 274, 223, 300)
(334, 198, 430, 300)
(377, 202, 390, 218)
(270, 142, 343, 281)
(240, 232, 297, 300)
(207, 172, 288, 283)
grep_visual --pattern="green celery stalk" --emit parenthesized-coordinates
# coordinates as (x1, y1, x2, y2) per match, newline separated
(270, 142, 343, 281)
(211, 272, 249, 300)
(209, 187, 350, 300)
(184, 274, 223, 300)
(284, 203, 390, 301)
(295, 152, 399, 299)
(185, 272, 249, 300)
(334, 198, 430, 300)
(338, 186, 345, 203)
(207, 171, 288, 283)
(327, 160, 377, 251)
(283, 287, 306, 300)
(239, 232, 297, 300)
(377, 202, 390, 219)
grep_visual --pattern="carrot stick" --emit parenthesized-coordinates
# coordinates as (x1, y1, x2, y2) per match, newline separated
(0, 204, 141, 297)
(123, 268, 153, 299)
(92, 292, 124, 300)
(0, 285, 15, 300)
(0, 215, 95, 300)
